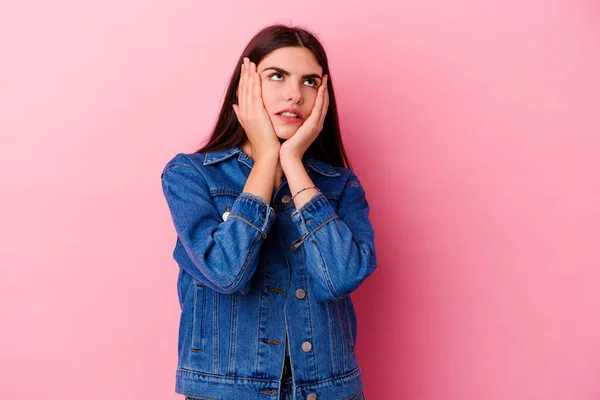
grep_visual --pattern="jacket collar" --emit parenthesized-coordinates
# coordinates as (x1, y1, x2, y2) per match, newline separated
(203, 146, 340, 177)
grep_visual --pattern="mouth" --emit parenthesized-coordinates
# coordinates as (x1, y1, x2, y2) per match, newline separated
(275, 109, 303, 123)
(276, 113, 303, 123)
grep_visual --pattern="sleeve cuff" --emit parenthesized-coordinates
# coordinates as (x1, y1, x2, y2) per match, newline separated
(228, 192, 276, 238)
(290, 192, 339, 237)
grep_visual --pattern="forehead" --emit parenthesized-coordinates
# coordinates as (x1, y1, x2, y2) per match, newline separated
(258, 47, 322, 74)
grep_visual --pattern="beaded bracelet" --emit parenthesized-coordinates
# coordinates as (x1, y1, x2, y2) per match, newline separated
(291, 186, 319, 201)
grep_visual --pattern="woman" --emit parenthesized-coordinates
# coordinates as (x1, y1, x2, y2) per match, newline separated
(161, 24, 377, 400)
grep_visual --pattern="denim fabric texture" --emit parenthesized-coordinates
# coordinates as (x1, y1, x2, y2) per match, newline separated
(161, 146, 377, 400)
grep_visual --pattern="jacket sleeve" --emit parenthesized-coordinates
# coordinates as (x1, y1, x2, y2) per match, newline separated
(289, 171, 377, 302)
(160, 155, 276, 295)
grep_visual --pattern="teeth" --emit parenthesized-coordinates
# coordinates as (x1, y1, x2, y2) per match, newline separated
(280, 112, 298, 118)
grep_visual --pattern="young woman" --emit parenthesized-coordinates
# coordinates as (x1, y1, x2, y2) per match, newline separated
(161, 24, 377, 400)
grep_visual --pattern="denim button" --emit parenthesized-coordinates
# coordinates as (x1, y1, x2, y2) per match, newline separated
(282, 195, 292, 204)
(222, 206, 230, 221)
(295, 288, 306, 299)
(307, 393, 317, 400)
(302, 341, 312, 352)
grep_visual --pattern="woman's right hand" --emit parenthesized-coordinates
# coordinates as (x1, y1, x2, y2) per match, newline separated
(232, 57, 280, 161)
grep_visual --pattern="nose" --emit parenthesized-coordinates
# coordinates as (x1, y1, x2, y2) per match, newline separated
(284, 82, 303, 104)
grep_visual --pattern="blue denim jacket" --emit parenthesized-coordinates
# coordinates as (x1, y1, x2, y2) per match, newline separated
(160, 146, 377, 400)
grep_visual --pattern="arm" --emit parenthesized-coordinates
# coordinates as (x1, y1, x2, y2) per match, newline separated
(161, 154, 276, 295)
(289, 171, 378, 302)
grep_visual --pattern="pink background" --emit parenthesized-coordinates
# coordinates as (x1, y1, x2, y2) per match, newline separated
(1, 1, 599, 399)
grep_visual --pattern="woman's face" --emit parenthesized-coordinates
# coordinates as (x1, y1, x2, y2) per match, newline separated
(256, 46, 324, 141)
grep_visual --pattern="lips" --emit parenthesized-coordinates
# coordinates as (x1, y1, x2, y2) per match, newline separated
(276, 114, 303, 123)
(276, 108, 303, 120)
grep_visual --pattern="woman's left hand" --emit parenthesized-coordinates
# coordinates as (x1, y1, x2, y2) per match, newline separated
(279, 75, 329, 161)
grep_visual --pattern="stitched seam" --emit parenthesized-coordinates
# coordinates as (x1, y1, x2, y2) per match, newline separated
(344, 297, 355, 350)
(327, 301, 338, 375)
(300, 246, 318, 381)
(223, 230, 260, 290)
(287, 194, 340, 217)
(213, 292, 219, 374)
(238, 193, 269, 207)
(201, 285, 206, 350)
(227, 293, 238, 374)
(312, 239, 341, 299)
(343, 389, 365, 400)
(345, 182, 362, 188)
(228, 213, 260, 232)
(293, 365, 361, 388)
(336, 300, 347, 371)
(232, 294, 238, 372)
(191, 284, 206, 352)
(211, 188, 241, 196)
(307, 215, 339, 236)
(338, 182, 367, 220)
(259, 208, 274, 234)
(162, 164, 195, 176)
(254, 273, 264, 376)
(177, 367, 281, 383)
(293, 194, 326, 215)
(191, 284, 197, 350)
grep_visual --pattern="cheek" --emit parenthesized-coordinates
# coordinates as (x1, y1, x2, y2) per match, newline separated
(303, 91, 318, 115)
(260, 85, 278, 114)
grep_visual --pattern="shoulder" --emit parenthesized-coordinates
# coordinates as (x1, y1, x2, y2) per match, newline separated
(304, 157, 357, 184)
(161, 152, 209, 177)
(330, 164, 364, 189)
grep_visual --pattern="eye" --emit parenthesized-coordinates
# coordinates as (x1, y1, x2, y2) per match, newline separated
(267, 73, 319, 88)
(304, 79, 317, 88)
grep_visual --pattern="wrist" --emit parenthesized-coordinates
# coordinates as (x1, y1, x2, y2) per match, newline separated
(279, 152, 303, 171)
(279, 146, 303, 161)
(292, 186, 319, 200)
(254, 148, 280, 164)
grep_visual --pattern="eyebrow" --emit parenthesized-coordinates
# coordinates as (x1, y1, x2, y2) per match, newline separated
(261, 66, 322, 80)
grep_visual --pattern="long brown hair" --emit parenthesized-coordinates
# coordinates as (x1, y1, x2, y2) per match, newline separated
(194, 24, 352, 170)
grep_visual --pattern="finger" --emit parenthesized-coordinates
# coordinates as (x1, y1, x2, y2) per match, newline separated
(320, 75, 329, 125)
(322, 75, 329, 106)
(239, 62, 246, 113)
(236, 61, 242, 99)
(252, 64, 262, 106)
(243, 59, 251, 114)
(311, 77, 327, 128)
(251, 63, 263, 116)
(232, 103, 244, 129)
(247, 61, 255, 112)
(311, 79, 326, 122)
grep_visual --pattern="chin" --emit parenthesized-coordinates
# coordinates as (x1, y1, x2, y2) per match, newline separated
(275, 128, 297, 140)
